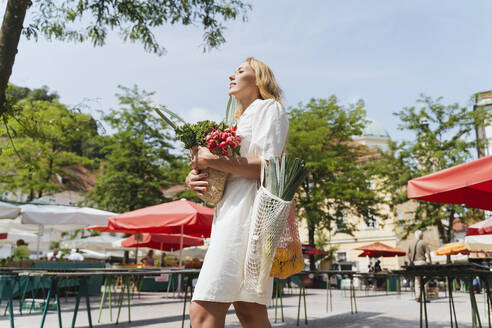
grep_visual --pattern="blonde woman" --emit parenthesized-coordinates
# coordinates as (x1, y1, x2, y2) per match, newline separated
(186, 57, 289, 328)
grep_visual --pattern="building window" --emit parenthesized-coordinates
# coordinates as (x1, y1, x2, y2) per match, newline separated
(397, 209, 403, 228)
(337, 252, 347, 262)
(407, 212, 414, 225)
(334, 209, 347, 232)
(362, 218, 379, 230)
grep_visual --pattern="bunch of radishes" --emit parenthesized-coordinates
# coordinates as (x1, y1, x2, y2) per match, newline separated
(205, 127, 242, 155)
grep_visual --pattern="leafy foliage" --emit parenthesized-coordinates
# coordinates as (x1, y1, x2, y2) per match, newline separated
(24, 0, 251, 54)
(287, 97, 386, 269)
(0, 84, 100, 200)
(154, 106, 230, 151)
(175, 120, 227, 149)
(375, 95, 490, 243)
(86, 85, 183, 212)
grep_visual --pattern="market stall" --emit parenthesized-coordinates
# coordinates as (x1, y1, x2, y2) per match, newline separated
(19, 204, 116, 258)
(408, 154, 492, 327)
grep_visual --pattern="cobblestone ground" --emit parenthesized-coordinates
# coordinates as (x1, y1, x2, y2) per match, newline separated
(3, 287, 484, 327)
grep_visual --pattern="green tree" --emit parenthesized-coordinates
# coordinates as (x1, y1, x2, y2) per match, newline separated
(0, 0, 251, 117)
(0, 85, 98, 200)
(376, 95, 490, 244)
(287, 97, 387, 269)
(86, 85, 182, 212)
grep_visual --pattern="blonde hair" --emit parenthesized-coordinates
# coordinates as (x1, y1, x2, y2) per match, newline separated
(234, 57, 283, 120)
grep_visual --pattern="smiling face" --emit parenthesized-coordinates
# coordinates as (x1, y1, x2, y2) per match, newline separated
(228, 62, 259, 98)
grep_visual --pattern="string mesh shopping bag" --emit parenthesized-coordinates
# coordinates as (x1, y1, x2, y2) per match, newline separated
(270, 201, 304, 279)
(243, 160, 292, 296)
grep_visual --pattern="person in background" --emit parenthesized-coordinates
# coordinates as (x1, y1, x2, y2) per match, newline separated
(13, 239, 30, 261)
(68, 248, 84, 261)
(141, 250, 155, 266)
(48, 249, 60, 261)
(472, 276, 481, 293)
(407, 230, 432, 302)
(160, 252, 167, 267)
(374, 260, 382, 272)
(373, 260, 385, 289)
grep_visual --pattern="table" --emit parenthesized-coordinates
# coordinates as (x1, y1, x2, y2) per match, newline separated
(355, 272, 402, 295)
(397, 263, 492, 328)
(17, 268, 200, 328)
(0, 274, 16, 328)
(273, 270, 358, 326)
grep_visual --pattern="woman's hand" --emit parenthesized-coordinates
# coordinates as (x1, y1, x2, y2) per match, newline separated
(185, 169, 209, 196)
(190, 146, 217, 170)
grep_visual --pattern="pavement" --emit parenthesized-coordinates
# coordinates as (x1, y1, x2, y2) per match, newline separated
(2, 287, 486, 327)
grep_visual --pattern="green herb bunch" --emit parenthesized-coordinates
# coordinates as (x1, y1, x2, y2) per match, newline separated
(154, 106, 228, 150)
(174, 121, 228, 149)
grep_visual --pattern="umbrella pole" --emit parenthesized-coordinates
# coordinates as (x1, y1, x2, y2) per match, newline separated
(159, 242, 163, 266)
(178, 225, 184, 294)
(135, 240, 139, 265)
(179, 225, 184, 267)
(36, 225, 41, 259)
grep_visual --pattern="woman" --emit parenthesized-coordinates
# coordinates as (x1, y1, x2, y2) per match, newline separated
(187, 57, 289, 328)
(141, 249, 155, 266)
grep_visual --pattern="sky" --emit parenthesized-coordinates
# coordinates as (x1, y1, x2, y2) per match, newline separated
(6, 0, 492, 141)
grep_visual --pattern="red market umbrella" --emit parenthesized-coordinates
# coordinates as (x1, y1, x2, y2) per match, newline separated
(357, 250, 405, 258)
(301, 244, 325, 255)
(355, 242, 406, 257)
(105, 200, 213, 267)
(107, 200, 214, 237)
(466, 218, 492, 236)
(121, 233, 204, 251)
(407, 155, 492, 211)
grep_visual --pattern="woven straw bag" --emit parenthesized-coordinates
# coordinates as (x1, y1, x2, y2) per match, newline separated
(200, 168, 228, 205)
(193, 147, 231, 205)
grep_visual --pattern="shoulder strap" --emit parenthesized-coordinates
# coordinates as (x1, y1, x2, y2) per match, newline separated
(259, 158, 267, 187)
(412, 239, 420, 262)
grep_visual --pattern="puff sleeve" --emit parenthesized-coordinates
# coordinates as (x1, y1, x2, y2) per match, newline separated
(249, 99, 289, 159)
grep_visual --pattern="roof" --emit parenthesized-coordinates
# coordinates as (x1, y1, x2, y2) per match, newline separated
(355, 118, 390, 139)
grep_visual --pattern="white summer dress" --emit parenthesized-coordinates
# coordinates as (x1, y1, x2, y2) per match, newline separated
(192, 98, 289, 306)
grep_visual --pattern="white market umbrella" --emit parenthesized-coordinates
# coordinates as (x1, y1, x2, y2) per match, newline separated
(0, 229, 38, 245)
(0, 220, 52, 256)
(167, 245, 208, 260)
(20, 204, 116, 226)
(465, 234, 492, 252)
(60, 235, 125, 250)
(0, 201, 20, 219)
(0, 219, 39, 234)
(76, 249, 125, 260)
(20, 204, 116, 257)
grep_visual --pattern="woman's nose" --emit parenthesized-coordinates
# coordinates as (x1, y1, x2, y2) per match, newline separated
(229, 74, 234, 81)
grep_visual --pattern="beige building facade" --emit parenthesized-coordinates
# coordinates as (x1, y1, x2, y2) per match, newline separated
(298, 119, 441, 271)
